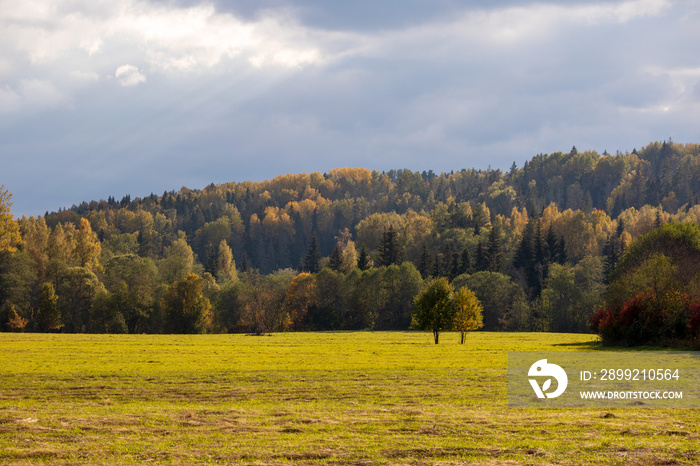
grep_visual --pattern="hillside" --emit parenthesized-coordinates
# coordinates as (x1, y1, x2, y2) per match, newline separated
(3, 140, 700, 335)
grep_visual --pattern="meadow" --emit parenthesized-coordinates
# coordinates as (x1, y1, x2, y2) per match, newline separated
(0, 331, 698, 465)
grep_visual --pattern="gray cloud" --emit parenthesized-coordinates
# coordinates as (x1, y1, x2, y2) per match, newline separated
(2, 0, 699, 216)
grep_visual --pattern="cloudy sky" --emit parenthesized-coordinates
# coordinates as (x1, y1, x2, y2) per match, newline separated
(2, 0, 699, 216)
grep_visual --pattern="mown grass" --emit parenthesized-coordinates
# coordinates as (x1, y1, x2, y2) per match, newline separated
(1, 331, 698, 465)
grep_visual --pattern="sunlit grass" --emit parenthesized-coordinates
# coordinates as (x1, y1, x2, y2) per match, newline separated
(1, 331, 698, 464)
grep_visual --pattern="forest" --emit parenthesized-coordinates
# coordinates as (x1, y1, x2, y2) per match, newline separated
(2, 140, 700, 342)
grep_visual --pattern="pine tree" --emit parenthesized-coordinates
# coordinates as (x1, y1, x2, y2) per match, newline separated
(433, 251, 441, 277)
(556, 235, 567, 264)
(240, 251, 251, 272)
(654, 209, 663, 229)
(603, 233, 618, 283)
(475, 241, 488, 272)
(486, 226, 504, 272)
(418, 242, 433, 279)
(603, 222, 625, 283)
(545, 225, 558, 263)
(513, 220, 536, 270)
(302, 235, 321, 273)
(459, 248, 471, 275)
(441, 244, 453, 278)
(357, 243, 371, 270)
(450, 250, 461, 281)
(376, 226, 402, 267)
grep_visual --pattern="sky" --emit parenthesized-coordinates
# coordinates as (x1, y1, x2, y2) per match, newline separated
(1, 0, 699, 217)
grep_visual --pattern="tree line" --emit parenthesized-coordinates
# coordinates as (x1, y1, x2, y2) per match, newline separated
(1, 141, 700, 342)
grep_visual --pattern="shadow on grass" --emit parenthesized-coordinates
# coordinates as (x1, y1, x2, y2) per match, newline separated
(554, 339, 699, 352)
(552, 340, 603, 350)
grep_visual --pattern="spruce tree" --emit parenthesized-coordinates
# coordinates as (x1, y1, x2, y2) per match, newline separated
(545, 225, 558, 263)
(514, 220, 536, 270)
(357, 243, 371, 271)
(459, 248, 471, 275)
(450, 250, 461, 281)
(603, 233, 618, 283)
(240, 251, 251, 272)
(475, 241, 488, 272)
(441, 244, 453, 278)
(418, 242, 433, 278)
(303, 235, 321, 273)
(376, 226, 402, 266)
(654, 210, 663, 229)
(329, 243, 344, 272)
(486, 226, 504, 272)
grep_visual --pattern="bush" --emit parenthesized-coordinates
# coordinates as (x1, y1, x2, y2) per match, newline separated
(591, 291, 698, 346)
(596, 223, 700, 346)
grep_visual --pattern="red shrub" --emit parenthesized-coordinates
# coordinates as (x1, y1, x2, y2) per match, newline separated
(688, 301, 700, 334)
(618, 293, 648, 326)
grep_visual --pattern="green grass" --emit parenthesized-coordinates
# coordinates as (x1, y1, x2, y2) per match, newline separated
(1, 331, 698, 464)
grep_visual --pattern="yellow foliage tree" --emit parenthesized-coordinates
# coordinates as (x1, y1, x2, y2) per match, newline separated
(452, 286, 484, 344)
(216, 240, 238, 283)
(284, 272, 316, 330)
(0, 185, 22, 253)
(74, 218, 102, 271)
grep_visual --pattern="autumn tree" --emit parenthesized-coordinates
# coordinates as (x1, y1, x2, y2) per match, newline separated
(47, 223, 72, 266)
(216, 240, 238, 283)
(284, 272, 316, 330)
(0, 186, 22, 253)
(330, 229, 357, 273)
(73, 218, 101, 271)
(160, 232, 195, 283)
(452, 286, 484, 344)
(5, 305, 28, 331)
(413, 277, 454, 344)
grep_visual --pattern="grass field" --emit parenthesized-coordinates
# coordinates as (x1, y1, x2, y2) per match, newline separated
(1, 331, 698, 465)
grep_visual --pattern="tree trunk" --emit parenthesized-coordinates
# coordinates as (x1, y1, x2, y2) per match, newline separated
(460, 332, 466, 344)
(433, 330, 439, 344)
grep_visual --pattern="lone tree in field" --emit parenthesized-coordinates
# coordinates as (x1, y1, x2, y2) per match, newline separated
(413, 277, 455, 344)
(452, 286, 483, 344)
